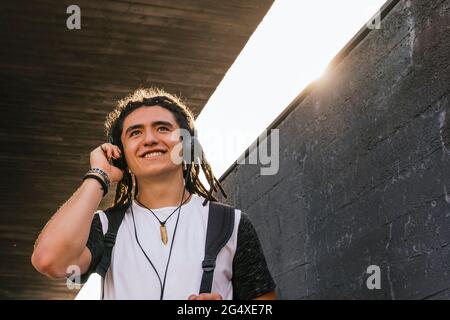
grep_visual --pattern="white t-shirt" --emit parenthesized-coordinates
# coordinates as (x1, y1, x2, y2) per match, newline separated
(95, 194, 241, 300)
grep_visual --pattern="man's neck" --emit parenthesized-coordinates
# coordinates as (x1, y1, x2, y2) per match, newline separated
(136, 169, 191, 209)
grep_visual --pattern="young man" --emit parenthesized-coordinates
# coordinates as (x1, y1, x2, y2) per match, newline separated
(31, 88, 276, 300)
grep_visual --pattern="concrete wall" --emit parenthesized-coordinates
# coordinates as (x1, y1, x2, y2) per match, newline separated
(217, 0, 450, 299)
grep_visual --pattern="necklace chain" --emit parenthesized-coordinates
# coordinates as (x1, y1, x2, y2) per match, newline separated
(135, 193, 192, 226)
(135, 193, 192, 245)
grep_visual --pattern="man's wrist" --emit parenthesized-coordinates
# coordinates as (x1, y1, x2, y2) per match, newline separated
(82, 176, 105, 196)
(87, 167, 111, 186)
(82, 171, 109, 196)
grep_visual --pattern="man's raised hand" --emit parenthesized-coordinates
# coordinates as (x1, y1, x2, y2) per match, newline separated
(90, 143, 123, 183)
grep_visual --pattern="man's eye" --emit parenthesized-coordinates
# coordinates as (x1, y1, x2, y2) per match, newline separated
(158, 127, 169, 132)
(130, 131, 141, 136)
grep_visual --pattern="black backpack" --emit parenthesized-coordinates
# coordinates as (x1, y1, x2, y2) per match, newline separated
(95, 200, 235, 295)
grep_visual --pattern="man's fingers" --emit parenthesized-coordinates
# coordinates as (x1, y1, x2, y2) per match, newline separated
(99, 143, 122, 160)
(187, 293, 222, 300)
(100, 144, 108, 157)
(211, 293, 223, 300)
(101, 143, 113, 160)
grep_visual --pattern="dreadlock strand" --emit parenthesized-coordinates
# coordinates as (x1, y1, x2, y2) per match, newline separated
(204, 157, 227, 198)
(113, 183, 122, 205)
(200, 161, 218, 193)
(192, 165, 209, 196)
(200, 163, 217, 201)
(213, 176, 227, 198)
(196, 172, 213, 198)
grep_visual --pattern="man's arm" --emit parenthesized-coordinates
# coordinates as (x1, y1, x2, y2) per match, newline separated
(232, 212, 277, 300)
(31, 143, 122, 279)
(31, 179, 103, 279)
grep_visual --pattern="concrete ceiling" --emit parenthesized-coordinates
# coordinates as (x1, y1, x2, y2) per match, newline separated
(0, 0, 273, 299)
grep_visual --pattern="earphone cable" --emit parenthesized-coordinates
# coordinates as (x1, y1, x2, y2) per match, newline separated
(130, 187, 186, 300)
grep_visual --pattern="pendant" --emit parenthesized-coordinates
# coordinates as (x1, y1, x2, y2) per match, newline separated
(160, 224, 168, 245)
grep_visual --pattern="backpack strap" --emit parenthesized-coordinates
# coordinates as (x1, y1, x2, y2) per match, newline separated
(95, 204, 127, 278)
(199, 201, 235, 294)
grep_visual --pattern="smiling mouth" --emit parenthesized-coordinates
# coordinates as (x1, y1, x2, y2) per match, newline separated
(141, 151, 166, 159)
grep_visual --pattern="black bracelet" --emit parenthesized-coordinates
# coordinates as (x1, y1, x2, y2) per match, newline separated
(87, 168, 111, 186)
(83, 174, 108, 197)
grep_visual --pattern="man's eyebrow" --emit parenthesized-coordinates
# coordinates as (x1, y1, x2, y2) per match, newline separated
(124, 121, 174, 135)
(152, 120, 174, 128)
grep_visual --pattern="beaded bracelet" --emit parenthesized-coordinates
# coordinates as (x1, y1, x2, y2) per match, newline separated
(83, 174, 108, 197)
(87, 167, 111, 187)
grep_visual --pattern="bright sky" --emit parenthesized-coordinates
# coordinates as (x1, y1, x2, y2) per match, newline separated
(196, 0, 386, 178)
(76, 0, 386, 300)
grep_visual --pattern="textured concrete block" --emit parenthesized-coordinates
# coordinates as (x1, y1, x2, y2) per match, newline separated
(219, 0, 450, 299)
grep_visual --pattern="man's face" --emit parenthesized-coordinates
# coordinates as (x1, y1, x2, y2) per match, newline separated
(120, 106, 182, 179)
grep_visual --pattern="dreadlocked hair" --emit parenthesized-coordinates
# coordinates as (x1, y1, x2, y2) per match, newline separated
(104, 87, 227, 209)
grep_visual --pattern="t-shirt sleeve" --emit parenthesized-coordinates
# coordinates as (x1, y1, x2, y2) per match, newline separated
(67, 212, 105, 285)
(232, 212, 276, 300)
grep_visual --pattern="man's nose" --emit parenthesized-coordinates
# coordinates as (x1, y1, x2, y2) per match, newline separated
(143, 129, 159, 145)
